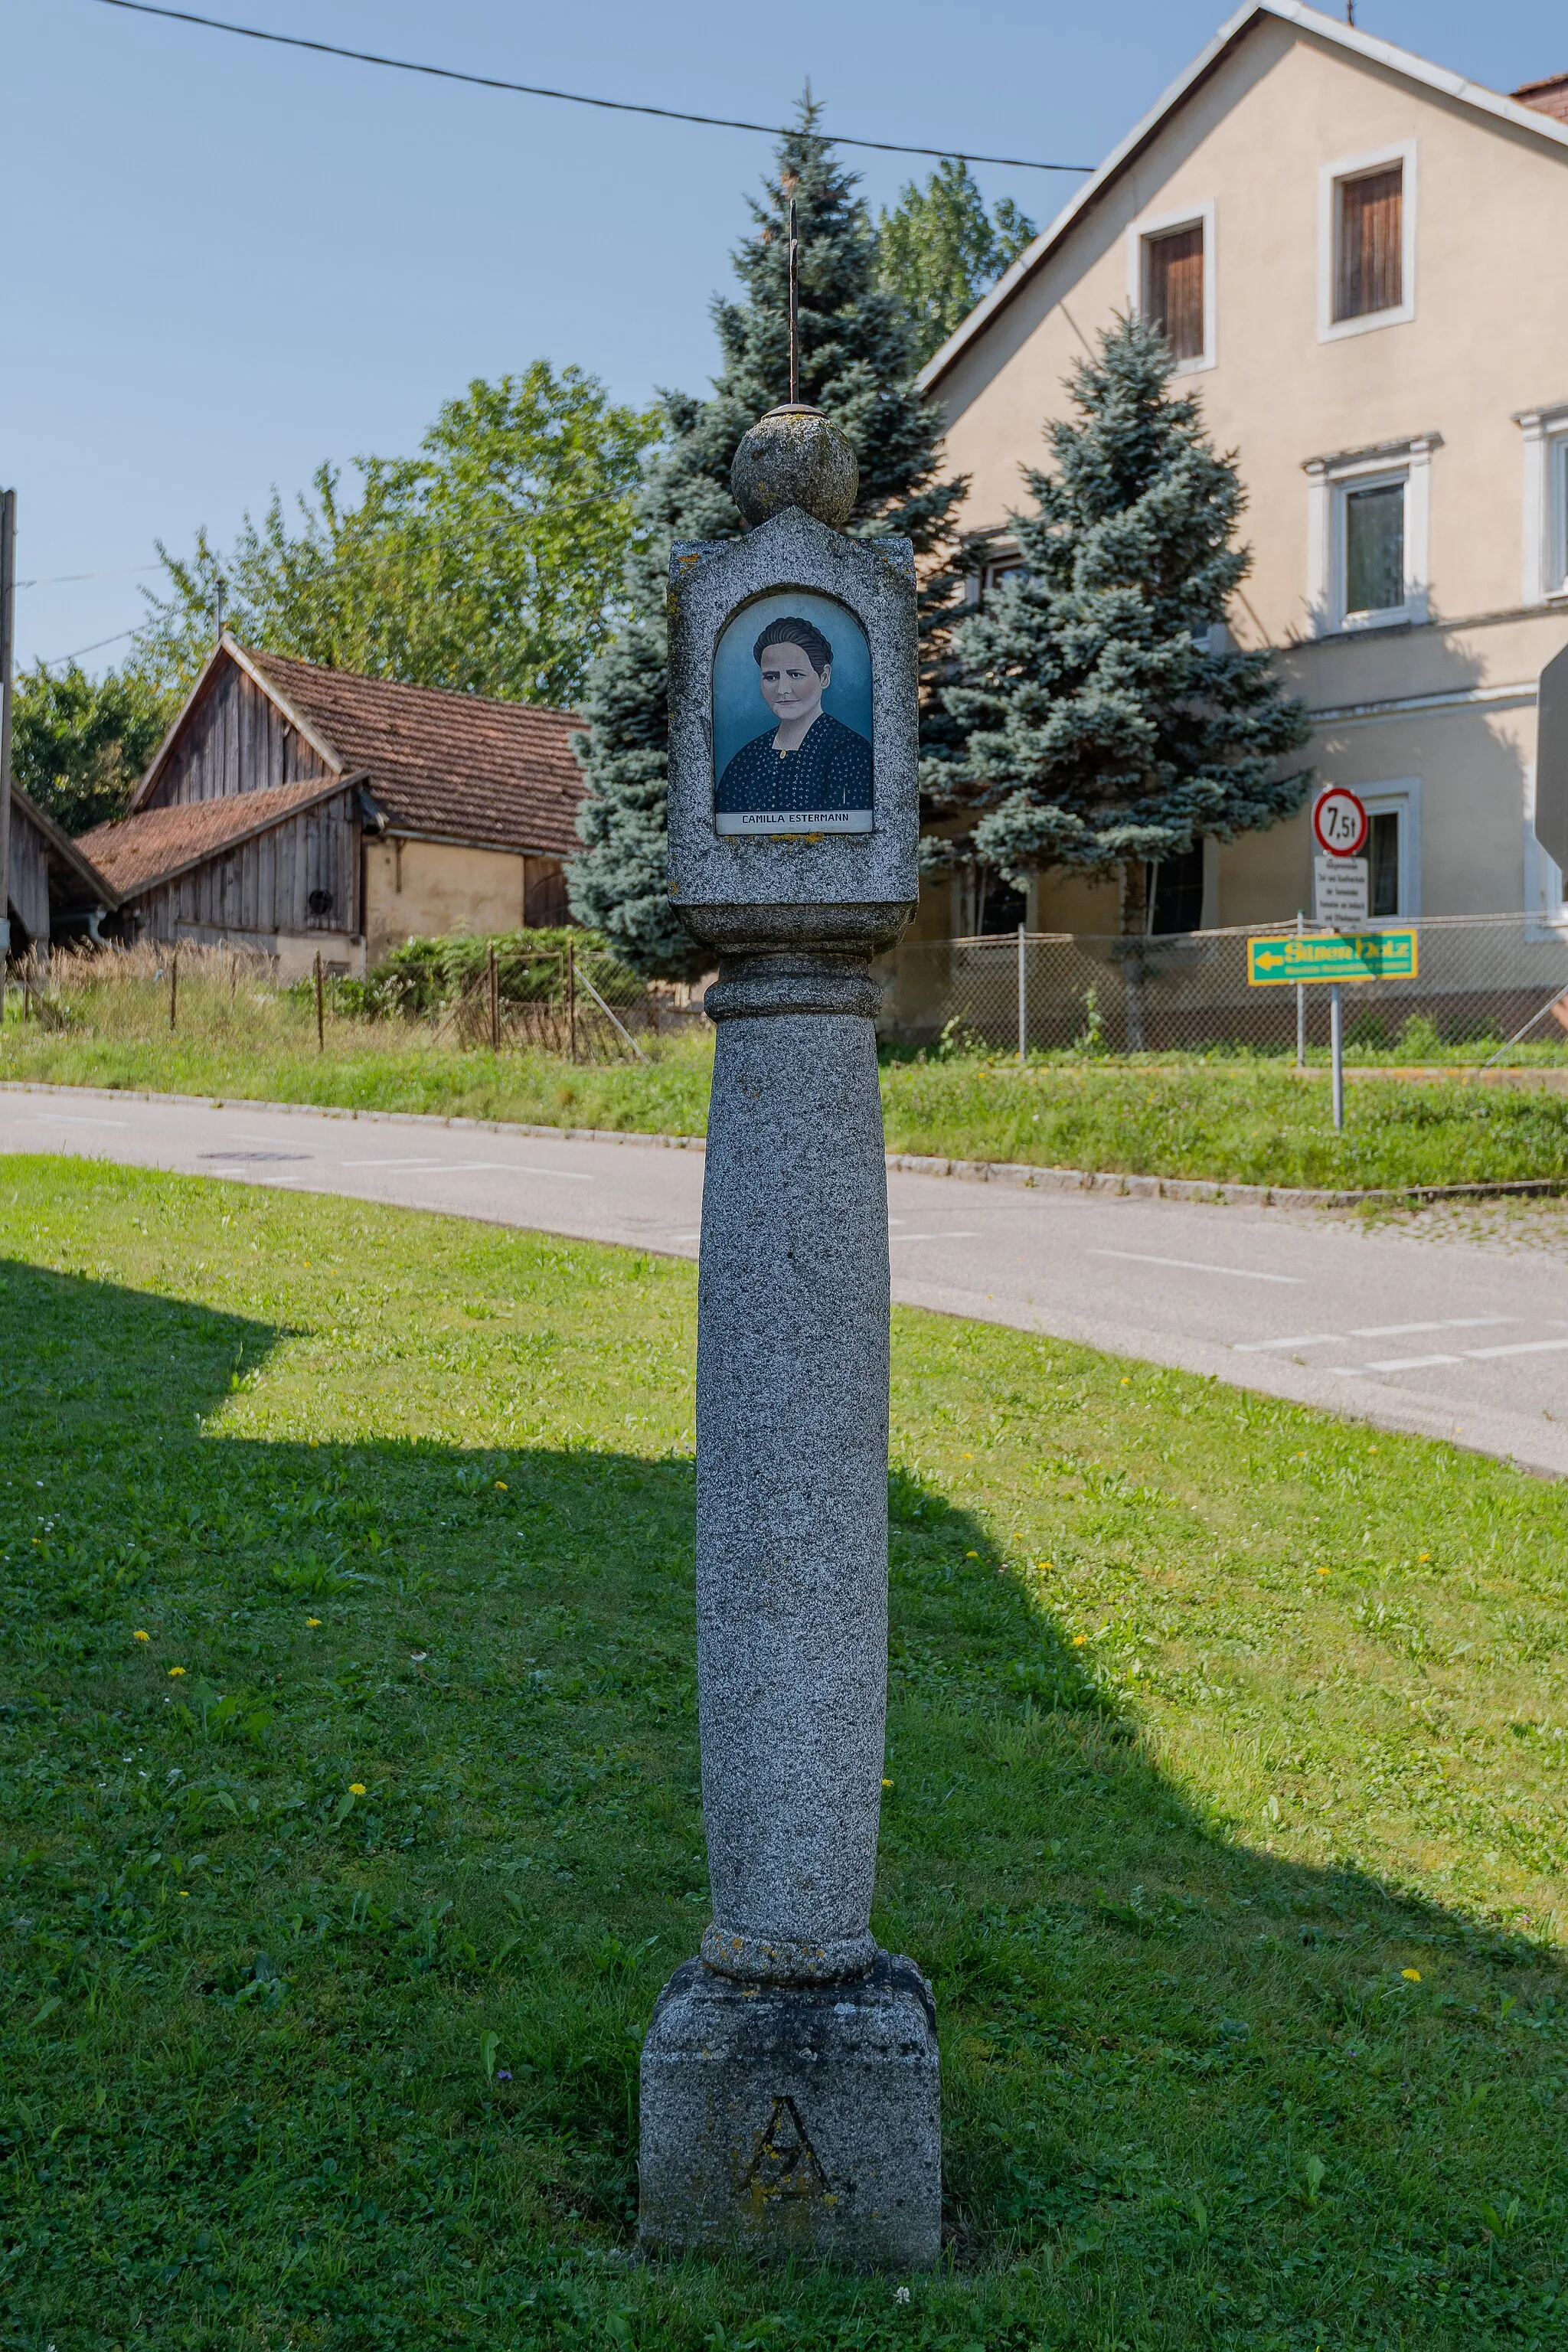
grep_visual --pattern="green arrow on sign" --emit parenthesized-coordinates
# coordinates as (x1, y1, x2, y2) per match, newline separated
(1246, 929, 1419, 987)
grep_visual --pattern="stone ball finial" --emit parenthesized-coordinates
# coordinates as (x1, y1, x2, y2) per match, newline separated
(730, 404, 858, 531)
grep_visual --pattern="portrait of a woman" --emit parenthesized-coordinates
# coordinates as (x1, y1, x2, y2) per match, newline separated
(715, 615, 874, 819)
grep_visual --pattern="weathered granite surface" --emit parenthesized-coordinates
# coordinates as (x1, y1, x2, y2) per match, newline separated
(640, 1953, 940, 2270)
(695, 1004, 890, 1983)
(730, 403, 860, 531)
(639, 402, 937, 2269)
(665, 505, 919, 912)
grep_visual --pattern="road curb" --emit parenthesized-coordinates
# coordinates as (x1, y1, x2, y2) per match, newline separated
(4, 1078, 1566, 1210)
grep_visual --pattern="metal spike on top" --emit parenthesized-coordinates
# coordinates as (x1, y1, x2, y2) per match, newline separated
(788, 195, 799, 407)
(730, 200, 859, 532)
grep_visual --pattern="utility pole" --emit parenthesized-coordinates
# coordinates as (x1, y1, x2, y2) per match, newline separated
(0, 488, 15, 1000)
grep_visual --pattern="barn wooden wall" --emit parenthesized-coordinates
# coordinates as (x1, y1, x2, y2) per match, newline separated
(7, 802, 53, 948)
(132, 789, 360, 942)
(149, 660, 332, 808)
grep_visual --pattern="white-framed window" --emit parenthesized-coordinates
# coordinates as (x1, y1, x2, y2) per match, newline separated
(1524, 766, 1568, 931)
(1304, 436, 1437, 636)
(1318, 142, 1416, 341)
(1314, 779, 1422, 917)
(1127, 200, 1216, 372)
(1516, 403, 1568, 604)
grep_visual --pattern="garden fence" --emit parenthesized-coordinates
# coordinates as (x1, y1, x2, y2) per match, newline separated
(879, 913, 1568, 1060)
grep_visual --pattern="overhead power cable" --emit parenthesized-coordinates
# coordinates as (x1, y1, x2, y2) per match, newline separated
(86, 0, 1094, 173)
(18, 562, 162, 590)
(36, 626, 140, 670)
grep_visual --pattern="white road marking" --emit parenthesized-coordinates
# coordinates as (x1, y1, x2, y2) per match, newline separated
(1349, 1318, 1514, 1338)
(1464, 1337, 1568, 1360)
(673, 1231, 703, 1241)
(1238, 1316, 1522, 1357)
(1092, 1249, 1302, 1285)
(28, 1112, 131, 1128)
(1233, 1334, 1346, 1353)
(890, 1230, 981, 1243)
(1364, 1353, 1465, 1372)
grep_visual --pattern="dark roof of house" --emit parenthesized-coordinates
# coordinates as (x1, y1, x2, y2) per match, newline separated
(244, 648, 586, 860)
(1515, 73, 1568, 123)
(77, 776, 349, 897)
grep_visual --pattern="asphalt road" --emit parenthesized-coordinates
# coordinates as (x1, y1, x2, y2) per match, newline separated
(6, 1083, 1567, 1478)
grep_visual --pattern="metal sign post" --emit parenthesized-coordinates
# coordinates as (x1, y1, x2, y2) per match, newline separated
(1302, 788, 1373, 1129)
(1248, 927, 1419, 1133)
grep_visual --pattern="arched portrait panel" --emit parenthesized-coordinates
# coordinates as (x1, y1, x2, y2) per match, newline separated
(712, 590, 874, 836)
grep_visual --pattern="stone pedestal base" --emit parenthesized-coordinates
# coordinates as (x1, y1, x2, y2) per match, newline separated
(639, 1950, 940, 2270)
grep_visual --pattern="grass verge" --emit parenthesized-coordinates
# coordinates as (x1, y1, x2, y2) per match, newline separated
(4, 1159, 1568, 2347)
(9, 1021, 1568, 1192)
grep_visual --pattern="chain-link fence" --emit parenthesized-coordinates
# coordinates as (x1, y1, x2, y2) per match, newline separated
(880, 914, 1568, 1060)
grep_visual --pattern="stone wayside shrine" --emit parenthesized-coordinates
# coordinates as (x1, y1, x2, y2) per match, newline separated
(637, 401, 941, 2269)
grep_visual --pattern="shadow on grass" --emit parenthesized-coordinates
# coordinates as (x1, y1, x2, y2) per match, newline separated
(5, 1258, 1566, 2345)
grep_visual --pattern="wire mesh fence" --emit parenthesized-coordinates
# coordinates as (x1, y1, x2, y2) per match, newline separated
(880, 914, 1568, 1061)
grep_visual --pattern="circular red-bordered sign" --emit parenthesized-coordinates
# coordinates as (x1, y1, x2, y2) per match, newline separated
(1313, 787, 1369, 858)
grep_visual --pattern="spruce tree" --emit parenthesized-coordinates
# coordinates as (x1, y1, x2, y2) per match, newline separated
(570, 100, 969, 976)
(934, 312, 1311, 938)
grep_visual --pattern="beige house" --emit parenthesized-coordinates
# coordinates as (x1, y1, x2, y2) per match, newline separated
(78, 636, 584, 975)
(918, 1, 1568, 938)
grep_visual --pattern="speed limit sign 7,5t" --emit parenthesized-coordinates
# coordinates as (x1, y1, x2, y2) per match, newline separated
(1313, 786, 1368, 858)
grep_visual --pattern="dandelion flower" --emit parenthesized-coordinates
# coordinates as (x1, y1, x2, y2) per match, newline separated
(306, 1617, 322, 1628)
(349, 1782, 367, 1797)
(1073, 1633, 1089, 1647)
(133, 1629, 150, 1642)
(168, 1666, 186, 1677)
(881, 1779, 893, 1788)
(965, 1550, 978, 1559)
(495, 1481, 508, 1491)
(1120, 1377, 1130, 1387)
(1419, 1551, 1430, 1561)
(179, 1890, 190, 1899)
(1402, 1968, 1421, 1982)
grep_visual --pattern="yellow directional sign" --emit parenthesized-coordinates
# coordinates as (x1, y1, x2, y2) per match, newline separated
(1246, 929, 1418, 987)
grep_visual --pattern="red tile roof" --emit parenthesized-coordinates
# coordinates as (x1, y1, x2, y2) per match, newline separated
(245, 650, 586, 859)
(1514, 74, 1568, 123)
(76, 777, 348, 897)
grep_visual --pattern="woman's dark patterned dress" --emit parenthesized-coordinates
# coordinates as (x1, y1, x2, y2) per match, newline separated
(716, 711, 874, 815)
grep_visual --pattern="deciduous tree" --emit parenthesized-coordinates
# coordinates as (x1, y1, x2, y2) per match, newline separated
(877, 159, 1035, 369)
(11, 661, 175, 834)
(133, 364, 659, 710)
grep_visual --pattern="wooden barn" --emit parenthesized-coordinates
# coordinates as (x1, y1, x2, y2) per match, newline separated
(75, 635, 586, 976)
(5, 783, 122, 956)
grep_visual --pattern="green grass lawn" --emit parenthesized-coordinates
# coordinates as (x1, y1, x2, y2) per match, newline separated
(5, 1161, 1568, 2350)
(8, 1011, 1568, 1193)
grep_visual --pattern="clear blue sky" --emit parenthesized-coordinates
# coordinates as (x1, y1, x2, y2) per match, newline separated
(5, 0, 1564, 672)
